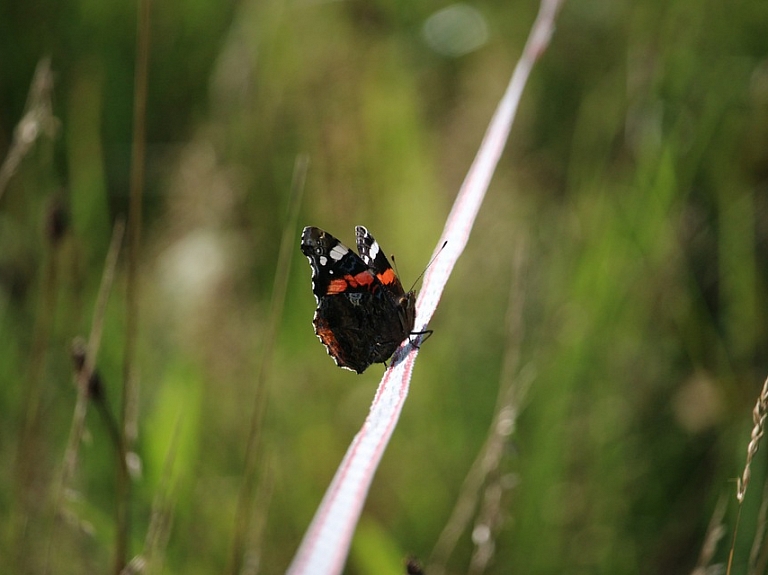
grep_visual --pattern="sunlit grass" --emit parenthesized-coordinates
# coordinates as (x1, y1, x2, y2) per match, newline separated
(2, 0, 768, 573)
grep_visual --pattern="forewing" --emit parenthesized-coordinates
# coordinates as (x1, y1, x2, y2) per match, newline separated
(301, 226, 376, 301)
(354, 225, 405, 296)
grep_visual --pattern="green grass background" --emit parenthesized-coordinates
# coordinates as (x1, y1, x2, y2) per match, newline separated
(2, 0, 768, 573)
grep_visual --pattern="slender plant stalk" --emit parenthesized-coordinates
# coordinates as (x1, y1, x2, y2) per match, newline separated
(728, 375, 768, 575)
(690, 496, 726, 575)
(118, 0, 152, 570)
(14, 198, 65, 572)
(430, 239, 530, 575)
(748, 480, 768, 574)
(46, 219, 125, 574)
(228, 154, 309, 575)
(468, 242, 531, 575)
(0, 58, 58, 201)
(123, 415, 183, 575)
(737, 376, 768, 504)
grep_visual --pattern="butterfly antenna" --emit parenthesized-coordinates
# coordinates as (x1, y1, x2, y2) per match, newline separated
(394, 240, 447, 292)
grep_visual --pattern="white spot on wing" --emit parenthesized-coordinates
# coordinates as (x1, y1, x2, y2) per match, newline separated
(368, 241, 380, 263)
(330, 244, 349, 261)
(319, 255, 327, 266)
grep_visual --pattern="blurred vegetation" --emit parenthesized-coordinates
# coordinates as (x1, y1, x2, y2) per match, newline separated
(2, 0, 768, 573)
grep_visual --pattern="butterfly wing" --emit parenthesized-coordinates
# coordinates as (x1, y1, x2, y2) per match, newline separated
(355, 225, 406, 296)
(301, 226, 377, 301)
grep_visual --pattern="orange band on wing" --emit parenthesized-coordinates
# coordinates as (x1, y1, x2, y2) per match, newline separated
(327, 279, 349, 294)
(351, 271, 375, 286)
(326, 272, 376, 294)
(376, 268, 397, 286)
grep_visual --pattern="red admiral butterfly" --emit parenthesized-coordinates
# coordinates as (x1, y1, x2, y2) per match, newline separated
(300, 226, 416, 374)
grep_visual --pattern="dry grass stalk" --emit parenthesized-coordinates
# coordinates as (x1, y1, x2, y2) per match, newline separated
(430, 239, 530, 575)
(737, 375, 768, 503)
(46, 220, 125, 574)
(690, 496, 726, 575)
(123, 416, 183, 575)
(13, 197, 67, 573)
(118, 0, 153, 569)
(727, 376, 768, 575)
(748, 479, 768, 574)
(229, 154, 308, 575)
(0, 58, 59, 200)
(62, 220, 125, 484)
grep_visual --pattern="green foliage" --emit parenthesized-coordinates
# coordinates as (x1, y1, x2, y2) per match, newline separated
(2, 0, 768, 573)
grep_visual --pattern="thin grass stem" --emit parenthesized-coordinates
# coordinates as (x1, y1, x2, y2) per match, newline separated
(430, 238, 530, 575)
(46, 218, 125, 574)
(118, 0, 152, 569)
(0, 58, 58, 201)
(728, 375, 768, 575)
(228, 154, 309, 574)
